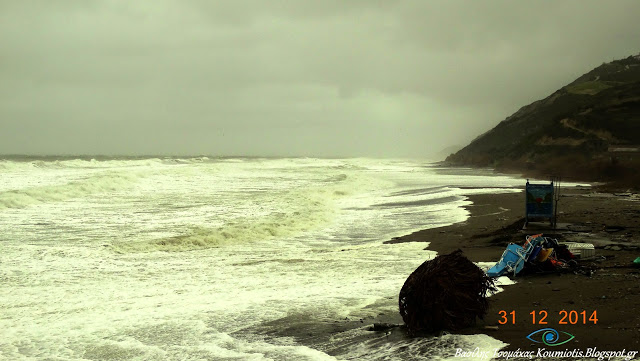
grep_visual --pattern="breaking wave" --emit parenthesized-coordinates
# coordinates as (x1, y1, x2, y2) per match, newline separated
(113, 173, 388, 252)
(0, 157, 215, 171)
(114, 211, 328, 253)
(0, 171, 144, 209)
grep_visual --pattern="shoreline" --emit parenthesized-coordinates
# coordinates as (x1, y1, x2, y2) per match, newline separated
(248, 185, 640, 358)
(386, 187, 640, 352)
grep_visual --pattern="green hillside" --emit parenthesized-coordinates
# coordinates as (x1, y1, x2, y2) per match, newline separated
(446, 53, 640, 187)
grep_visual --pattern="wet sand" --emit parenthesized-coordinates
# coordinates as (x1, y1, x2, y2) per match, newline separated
(257, 187, 640, 358)
(386, 187, 640, 353)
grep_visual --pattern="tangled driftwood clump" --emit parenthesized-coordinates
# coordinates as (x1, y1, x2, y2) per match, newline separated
(399, 250, 497, 334)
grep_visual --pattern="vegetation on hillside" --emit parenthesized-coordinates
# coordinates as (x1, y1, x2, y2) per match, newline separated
(446, 54, 640, 188)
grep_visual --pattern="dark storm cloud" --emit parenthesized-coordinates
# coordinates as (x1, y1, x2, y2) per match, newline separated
(1, 0, 639, 157)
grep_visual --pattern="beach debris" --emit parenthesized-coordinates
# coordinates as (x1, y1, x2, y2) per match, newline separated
(368, 323, 400, 332)
(486, 234, 592, 277)
(398, 250, 497, 334)
(633, 257, 640, 266)
(487, 234, 547, 277)
(486, 243, 528, 277)
(560, 242, 595, 259)
(537, 248, 553, 262)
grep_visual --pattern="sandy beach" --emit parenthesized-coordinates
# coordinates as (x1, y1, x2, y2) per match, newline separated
(384, 186, 640, 353)
(260, 184, 640, 359)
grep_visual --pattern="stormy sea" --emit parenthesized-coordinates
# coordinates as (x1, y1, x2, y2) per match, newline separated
(0, 157, 524, 360)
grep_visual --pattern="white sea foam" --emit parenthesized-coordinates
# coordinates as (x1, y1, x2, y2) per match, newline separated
(335, 331, 506, 361)
(0, 157, 527, 360)
(0, 171, 145, 209)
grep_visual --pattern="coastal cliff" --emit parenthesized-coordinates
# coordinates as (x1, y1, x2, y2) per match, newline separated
(446, 53, 640, 187)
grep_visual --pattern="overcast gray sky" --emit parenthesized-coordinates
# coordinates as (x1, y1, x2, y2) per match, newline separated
(1, 0, 639, 157)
